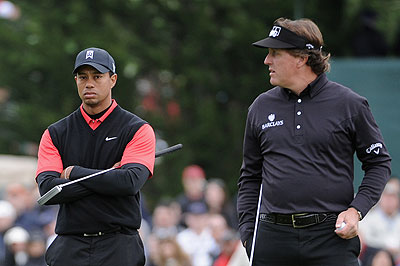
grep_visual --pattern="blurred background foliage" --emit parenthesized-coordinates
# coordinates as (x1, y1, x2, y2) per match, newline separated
(1, 0, 400, 208)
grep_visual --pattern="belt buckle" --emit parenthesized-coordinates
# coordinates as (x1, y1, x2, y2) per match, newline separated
(83, 232, 104, 237)
(291, 213, 309, 228)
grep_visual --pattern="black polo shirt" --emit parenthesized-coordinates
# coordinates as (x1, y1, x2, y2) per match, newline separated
(237, 73, 391, 242)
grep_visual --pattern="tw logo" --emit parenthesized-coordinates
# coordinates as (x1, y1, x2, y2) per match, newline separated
(85, 50, 94, 59)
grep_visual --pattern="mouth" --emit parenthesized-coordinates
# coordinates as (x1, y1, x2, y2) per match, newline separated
(83, 92, 96, 98)
(269, 69, 275, 76)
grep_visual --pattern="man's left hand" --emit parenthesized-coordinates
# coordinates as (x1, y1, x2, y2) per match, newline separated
(61, 166, 74, 179)
(334, 207, 359, 239)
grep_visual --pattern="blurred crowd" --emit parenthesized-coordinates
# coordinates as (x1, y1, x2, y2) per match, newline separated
(358, 177, 400, 266)
(0, 183, 57, 266)
(1, 166, 400, 266)
(0, 164, 247, 266)
(140, 164, 247, 266)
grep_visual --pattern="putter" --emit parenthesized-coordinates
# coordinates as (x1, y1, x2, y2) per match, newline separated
(249, 184, 263, 266)
(37, 143, 183, 205)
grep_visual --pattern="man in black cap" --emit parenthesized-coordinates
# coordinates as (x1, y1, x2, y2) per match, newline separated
(237, 17, 391, 265)
(35, 47, 156, 266)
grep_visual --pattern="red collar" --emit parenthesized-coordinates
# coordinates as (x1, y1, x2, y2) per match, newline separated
(80, 100, 118, 130)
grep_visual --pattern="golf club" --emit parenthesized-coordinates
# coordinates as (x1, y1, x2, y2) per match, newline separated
(37, 143, 183, 205)
(249, 184, 263, 266)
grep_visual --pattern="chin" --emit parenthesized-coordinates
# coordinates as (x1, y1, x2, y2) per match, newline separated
(84, 99, 99, 106)
(269, 78, 278, 86)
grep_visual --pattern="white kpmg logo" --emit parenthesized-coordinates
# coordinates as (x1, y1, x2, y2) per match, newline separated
(366, 142, 383, 154)
(85, 50, 94, 59)
(269, 26, 281, 38)
(262, 113, 284, 130)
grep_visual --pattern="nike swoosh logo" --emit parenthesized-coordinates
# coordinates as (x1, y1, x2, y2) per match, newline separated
(105, 136, 118, 141)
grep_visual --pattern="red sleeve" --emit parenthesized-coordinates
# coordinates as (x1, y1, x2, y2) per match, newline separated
(36, 129, 63, 177)
(121, 124, 156, 175)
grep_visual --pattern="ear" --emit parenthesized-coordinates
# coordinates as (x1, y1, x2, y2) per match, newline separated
(110, 73, 118, 89)
(297, 55, 308, 68)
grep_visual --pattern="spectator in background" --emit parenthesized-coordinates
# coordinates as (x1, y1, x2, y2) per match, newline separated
(208, 213, 228, 251)
(4, 184, 57, 236)
(152, 200, 182, 238)
(151, 236, 192, 266)
(205, 179, 238, 229)
(351, 8, 389, 57)
(359, 177, 400, 262)
(213, 229, 248, 266)
(176, 202, 218, 266)
(24, 231, 46, 266)
(0, 200, 16, 265)
(176, 165, 207, 225)
(4, 184, 30, 228)
(359, 245, 395, 266)
(145, 200, 182, 265)
(3, 226, 29, 266)
(0, 0, 20, 20)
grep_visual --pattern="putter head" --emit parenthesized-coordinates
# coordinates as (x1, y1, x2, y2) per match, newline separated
(37, 185, 62, 205)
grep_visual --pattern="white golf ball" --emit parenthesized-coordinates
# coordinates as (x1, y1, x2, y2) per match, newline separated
(338, 222, 346, 230)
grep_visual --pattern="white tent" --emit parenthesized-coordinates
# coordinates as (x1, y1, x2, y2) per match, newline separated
(0, 154, 37, 189)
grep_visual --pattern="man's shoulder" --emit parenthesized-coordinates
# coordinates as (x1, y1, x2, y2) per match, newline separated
(48, 108, 80, 130)
(250, 87, 282, 106)
(113, 105, 148, 125)
(325, 80, 366, 102)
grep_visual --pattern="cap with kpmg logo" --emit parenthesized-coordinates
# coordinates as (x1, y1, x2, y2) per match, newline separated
(73, 47, 116, 74)
(253, 25, 317, 50)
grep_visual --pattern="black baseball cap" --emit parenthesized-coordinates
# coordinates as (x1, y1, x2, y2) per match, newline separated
(253, 25, 317, 50)
(73, 47, 116, 74)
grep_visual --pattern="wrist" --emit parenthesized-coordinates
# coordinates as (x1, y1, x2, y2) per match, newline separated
(64, 166, 73, 179)
(357, 210, 363, 221)
(350, 207, 362, 221)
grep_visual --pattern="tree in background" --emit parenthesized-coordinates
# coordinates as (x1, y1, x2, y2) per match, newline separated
(0, 0, 399, 207)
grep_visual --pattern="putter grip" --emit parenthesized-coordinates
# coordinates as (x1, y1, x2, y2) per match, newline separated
(37, 185, 62, 205)
(155, 143, 183, 158)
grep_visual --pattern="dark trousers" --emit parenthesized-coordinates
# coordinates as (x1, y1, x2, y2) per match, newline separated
(248, 215, 360, 266)
(45, 232, 145, 266)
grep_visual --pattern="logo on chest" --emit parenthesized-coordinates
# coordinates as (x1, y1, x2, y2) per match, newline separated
(261, 113, 284, 130)
(105, 136, 118, 142)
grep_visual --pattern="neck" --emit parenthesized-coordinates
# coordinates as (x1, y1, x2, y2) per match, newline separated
(287, 68, 317, 95)
(83, 98, 112, 115)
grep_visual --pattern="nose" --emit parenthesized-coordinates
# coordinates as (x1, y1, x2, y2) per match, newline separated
(85, 77, 95, 88)
(264, 53, 271, 66)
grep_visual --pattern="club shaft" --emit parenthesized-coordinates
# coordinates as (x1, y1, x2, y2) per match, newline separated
(60, 167, 115, 188)
(37, 144, 183, 205)
(155, 143, 183, 158)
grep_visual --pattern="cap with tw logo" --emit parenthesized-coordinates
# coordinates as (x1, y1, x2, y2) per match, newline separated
(73, 47, 116, 74)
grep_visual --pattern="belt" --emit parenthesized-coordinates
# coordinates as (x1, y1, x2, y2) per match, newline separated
(82, 231, 114, 237)
(61, 227, 136, 237)
(259, 213, 329, 228)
